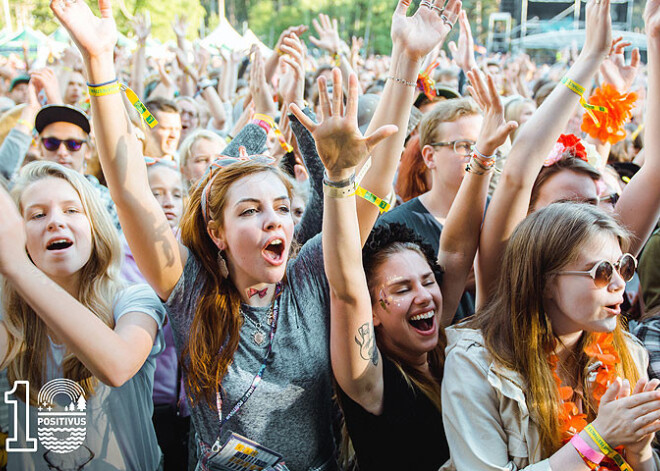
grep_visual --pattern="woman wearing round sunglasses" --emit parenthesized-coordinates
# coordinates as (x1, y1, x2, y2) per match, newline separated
(442, 202, 660, 471)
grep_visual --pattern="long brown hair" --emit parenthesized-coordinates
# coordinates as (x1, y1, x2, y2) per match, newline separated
(178, 161, 293, 406)
(468, 202, 640, 456)
(2, 161, 122, 405)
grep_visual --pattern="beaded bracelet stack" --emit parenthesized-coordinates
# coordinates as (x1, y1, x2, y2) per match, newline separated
(465, 147, 497, 175)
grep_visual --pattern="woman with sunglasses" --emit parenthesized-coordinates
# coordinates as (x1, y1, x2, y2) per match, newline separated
(476, 0, 660, 302)
(50, 0, 447, 468)
(442, 202, 660, 470)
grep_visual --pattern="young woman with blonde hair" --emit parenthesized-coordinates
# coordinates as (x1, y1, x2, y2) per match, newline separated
(0, 161, 165, 470)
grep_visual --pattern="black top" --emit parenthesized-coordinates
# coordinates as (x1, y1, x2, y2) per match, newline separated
(337, 355, 449, 471)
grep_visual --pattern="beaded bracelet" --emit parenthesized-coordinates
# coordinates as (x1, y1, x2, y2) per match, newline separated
(387, 76, 416, 88)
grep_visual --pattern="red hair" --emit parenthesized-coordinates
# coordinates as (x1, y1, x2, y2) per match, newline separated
(395, 135, 430, 202)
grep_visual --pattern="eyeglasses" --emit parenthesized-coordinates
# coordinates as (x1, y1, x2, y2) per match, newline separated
(41, 137, 87, 152)
(557, 253, 637, 288)
(428, 140, 476, 157)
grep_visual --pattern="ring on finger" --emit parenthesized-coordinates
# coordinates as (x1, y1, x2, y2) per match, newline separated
(430, 5, 445, 14)
(440, 14, 453, 27)
(420, 0, 433, 7)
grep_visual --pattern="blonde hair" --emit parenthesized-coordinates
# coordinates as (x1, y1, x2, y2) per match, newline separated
(419, 97, 480, 148)
(468, 202, 640, 456)
(2, 161, 123, 405)
(178, 130, 227, 170)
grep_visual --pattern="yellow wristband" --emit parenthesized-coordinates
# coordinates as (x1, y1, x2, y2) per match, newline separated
(88, 82, 121, 97)
(323, 182, 355, 198)
(121, 84, 158, 128)
(584, 425, 633, 471)
(355, 186, 391, 213)
(560, 77, 608, 126)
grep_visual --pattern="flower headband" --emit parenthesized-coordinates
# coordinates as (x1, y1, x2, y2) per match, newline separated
(542, 134, 602, 169)
(198, 147, 277, 225)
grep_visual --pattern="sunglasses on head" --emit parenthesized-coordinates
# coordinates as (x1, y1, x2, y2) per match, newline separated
(144, 156, 179, 170)
(41, 137, 87, 152)
(558, 253, 637, 288)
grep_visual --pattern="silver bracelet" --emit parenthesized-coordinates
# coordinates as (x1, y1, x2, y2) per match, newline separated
(387, 75, 416, 88)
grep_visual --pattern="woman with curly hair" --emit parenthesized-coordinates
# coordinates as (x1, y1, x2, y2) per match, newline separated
(311, 63, 516, 469)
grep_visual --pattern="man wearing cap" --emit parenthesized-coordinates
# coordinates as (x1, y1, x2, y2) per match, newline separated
(34, 104, 121, 230)
(8, 75, 30, 105)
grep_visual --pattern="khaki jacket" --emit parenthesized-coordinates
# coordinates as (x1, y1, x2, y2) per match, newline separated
(440, 327, 652, 471)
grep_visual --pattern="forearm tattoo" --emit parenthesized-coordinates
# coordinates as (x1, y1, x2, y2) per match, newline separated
(355, 322, 379, 366)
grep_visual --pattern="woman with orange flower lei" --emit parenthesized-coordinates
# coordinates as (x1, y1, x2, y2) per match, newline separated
(441, 202, 660, 471)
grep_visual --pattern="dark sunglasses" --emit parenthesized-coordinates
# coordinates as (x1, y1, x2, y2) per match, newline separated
(558, 253, 637, 288)
(42, 137, 87, 152)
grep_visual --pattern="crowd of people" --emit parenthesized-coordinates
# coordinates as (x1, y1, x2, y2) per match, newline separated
(0, 0, 659, 469)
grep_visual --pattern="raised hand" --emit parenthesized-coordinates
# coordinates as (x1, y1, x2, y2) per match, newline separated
(131, 11, 151, 43)
(467, 68, 517, 156)
(249, 47, 277, 117)
(30, 67, 63, 104)
(600, 37, 640, 92)
(50, 0, 117, 60)
(448, 10, 476, 72)
(278, 33, 306, 107)
(289, 69, 397, 178)
(581, 0, 612, 61)
(275, 25, 308, 53)
(309, 13, 342, 54)
(391, 0, 461, 62)
(645, 0, 660, 38)
(172, 14, 188, 39)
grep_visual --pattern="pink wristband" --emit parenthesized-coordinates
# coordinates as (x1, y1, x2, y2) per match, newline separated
(570, 433, 604, 465)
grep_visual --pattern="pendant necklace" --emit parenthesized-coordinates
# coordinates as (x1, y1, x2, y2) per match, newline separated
(241, 304, 274, 346)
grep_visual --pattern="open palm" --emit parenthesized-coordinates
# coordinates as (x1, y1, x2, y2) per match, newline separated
(50, 0, 117, 59)
(391, 0, 462, 61)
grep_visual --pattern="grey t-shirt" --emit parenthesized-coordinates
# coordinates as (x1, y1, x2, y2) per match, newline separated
(6, 284, 166, 471)
(165, 235, 335, 471)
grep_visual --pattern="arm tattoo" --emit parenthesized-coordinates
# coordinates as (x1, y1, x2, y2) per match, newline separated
(355, 322, 379, 366)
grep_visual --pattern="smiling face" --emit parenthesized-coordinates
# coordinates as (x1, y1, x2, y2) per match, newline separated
(148, 165, 184, 228)
(544, 232, 626, 337)
(64, 72, 87, 106)
(146, 111, 181, 158)
(211, 171, 294, 289)
(21, 176, 93, 290)
(371, 249, 443, 363)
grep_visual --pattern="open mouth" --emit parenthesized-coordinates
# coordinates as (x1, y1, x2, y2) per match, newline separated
(47, 239, 73, 251)
(605, 303, 621, 315)
(262, 238, 285, 265)
(408, 310, 435, 333)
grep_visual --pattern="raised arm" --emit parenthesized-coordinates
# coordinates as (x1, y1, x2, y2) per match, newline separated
(291, 70, 396, 413)
(476, 0, 612, 302)
(437, 69, 517, 326)
(357, 0, 461, 244)
(129, 12, 150, 99)
(615, 1, 660, 255)
(51, 0, 185, 300)
(0, 185, 160, 387)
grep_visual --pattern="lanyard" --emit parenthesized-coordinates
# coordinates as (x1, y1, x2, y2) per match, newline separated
(210, 295, 281, 454)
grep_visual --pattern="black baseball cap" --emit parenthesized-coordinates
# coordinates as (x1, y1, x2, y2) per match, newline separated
(35, 104, 91, 135)
(9, 75, 30, 92)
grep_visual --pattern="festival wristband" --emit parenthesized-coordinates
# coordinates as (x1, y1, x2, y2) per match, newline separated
(355, 186, 391, 213)
(323, 182, 355, 198)
(121, 84, 158, 128)
(323, 170, 355, 188)
(252, 113, 294, 153)
(87, 81, 121, 97)
(560, 77, 608, 126)
(332, 52, 341, 67)
(570, 433, 604, 465)
(584, 425, 633, 471)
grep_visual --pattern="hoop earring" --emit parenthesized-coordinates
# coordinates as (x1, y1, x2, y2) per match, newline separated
(217, 251, 229, 279)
